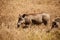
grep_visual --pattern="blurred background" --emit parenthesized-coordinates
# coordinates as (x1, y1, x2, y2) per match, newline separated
(0, 0, 60, 40)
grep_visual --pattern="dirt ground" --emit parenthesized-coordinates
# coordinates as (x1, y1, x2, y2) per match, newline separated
(0, 0, 60, 40)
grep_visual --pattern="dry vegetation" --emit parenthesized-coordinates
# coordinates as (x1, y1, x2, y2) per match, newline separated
(0, 0, 60, 40)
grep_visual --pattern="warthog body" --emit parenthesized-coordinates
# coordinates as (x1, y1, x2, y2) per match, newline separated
(24, 14, 43, 25)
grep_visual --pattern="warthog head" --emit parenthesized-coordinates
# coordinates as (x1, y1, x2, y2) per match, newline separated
(51, 17, 60, 29)
(17, 14, 26, 28)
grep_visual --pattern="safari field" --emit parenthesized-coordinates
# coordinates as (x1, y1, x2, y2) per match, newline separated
(0, 0, 60, 40)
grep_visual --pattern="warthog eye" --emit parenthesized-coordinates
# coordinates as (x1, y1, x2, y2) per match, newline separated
(18, 17, 24, 23)
(18, 18, 22, 21)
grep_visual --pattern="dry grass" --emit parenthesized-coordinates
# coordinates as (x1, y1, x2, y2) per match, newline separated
(0, 0, 60, 40)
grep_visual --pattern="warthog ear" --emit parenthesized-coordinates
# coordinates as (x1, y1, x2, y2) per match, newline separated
(19, 14, 27, 18)
(22, 14, 27, 18)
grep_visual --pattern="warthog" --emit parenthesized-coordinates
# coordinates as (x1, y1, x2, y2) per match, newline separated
(17, 13, 50, 28)
(51, 17, 60, 29)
